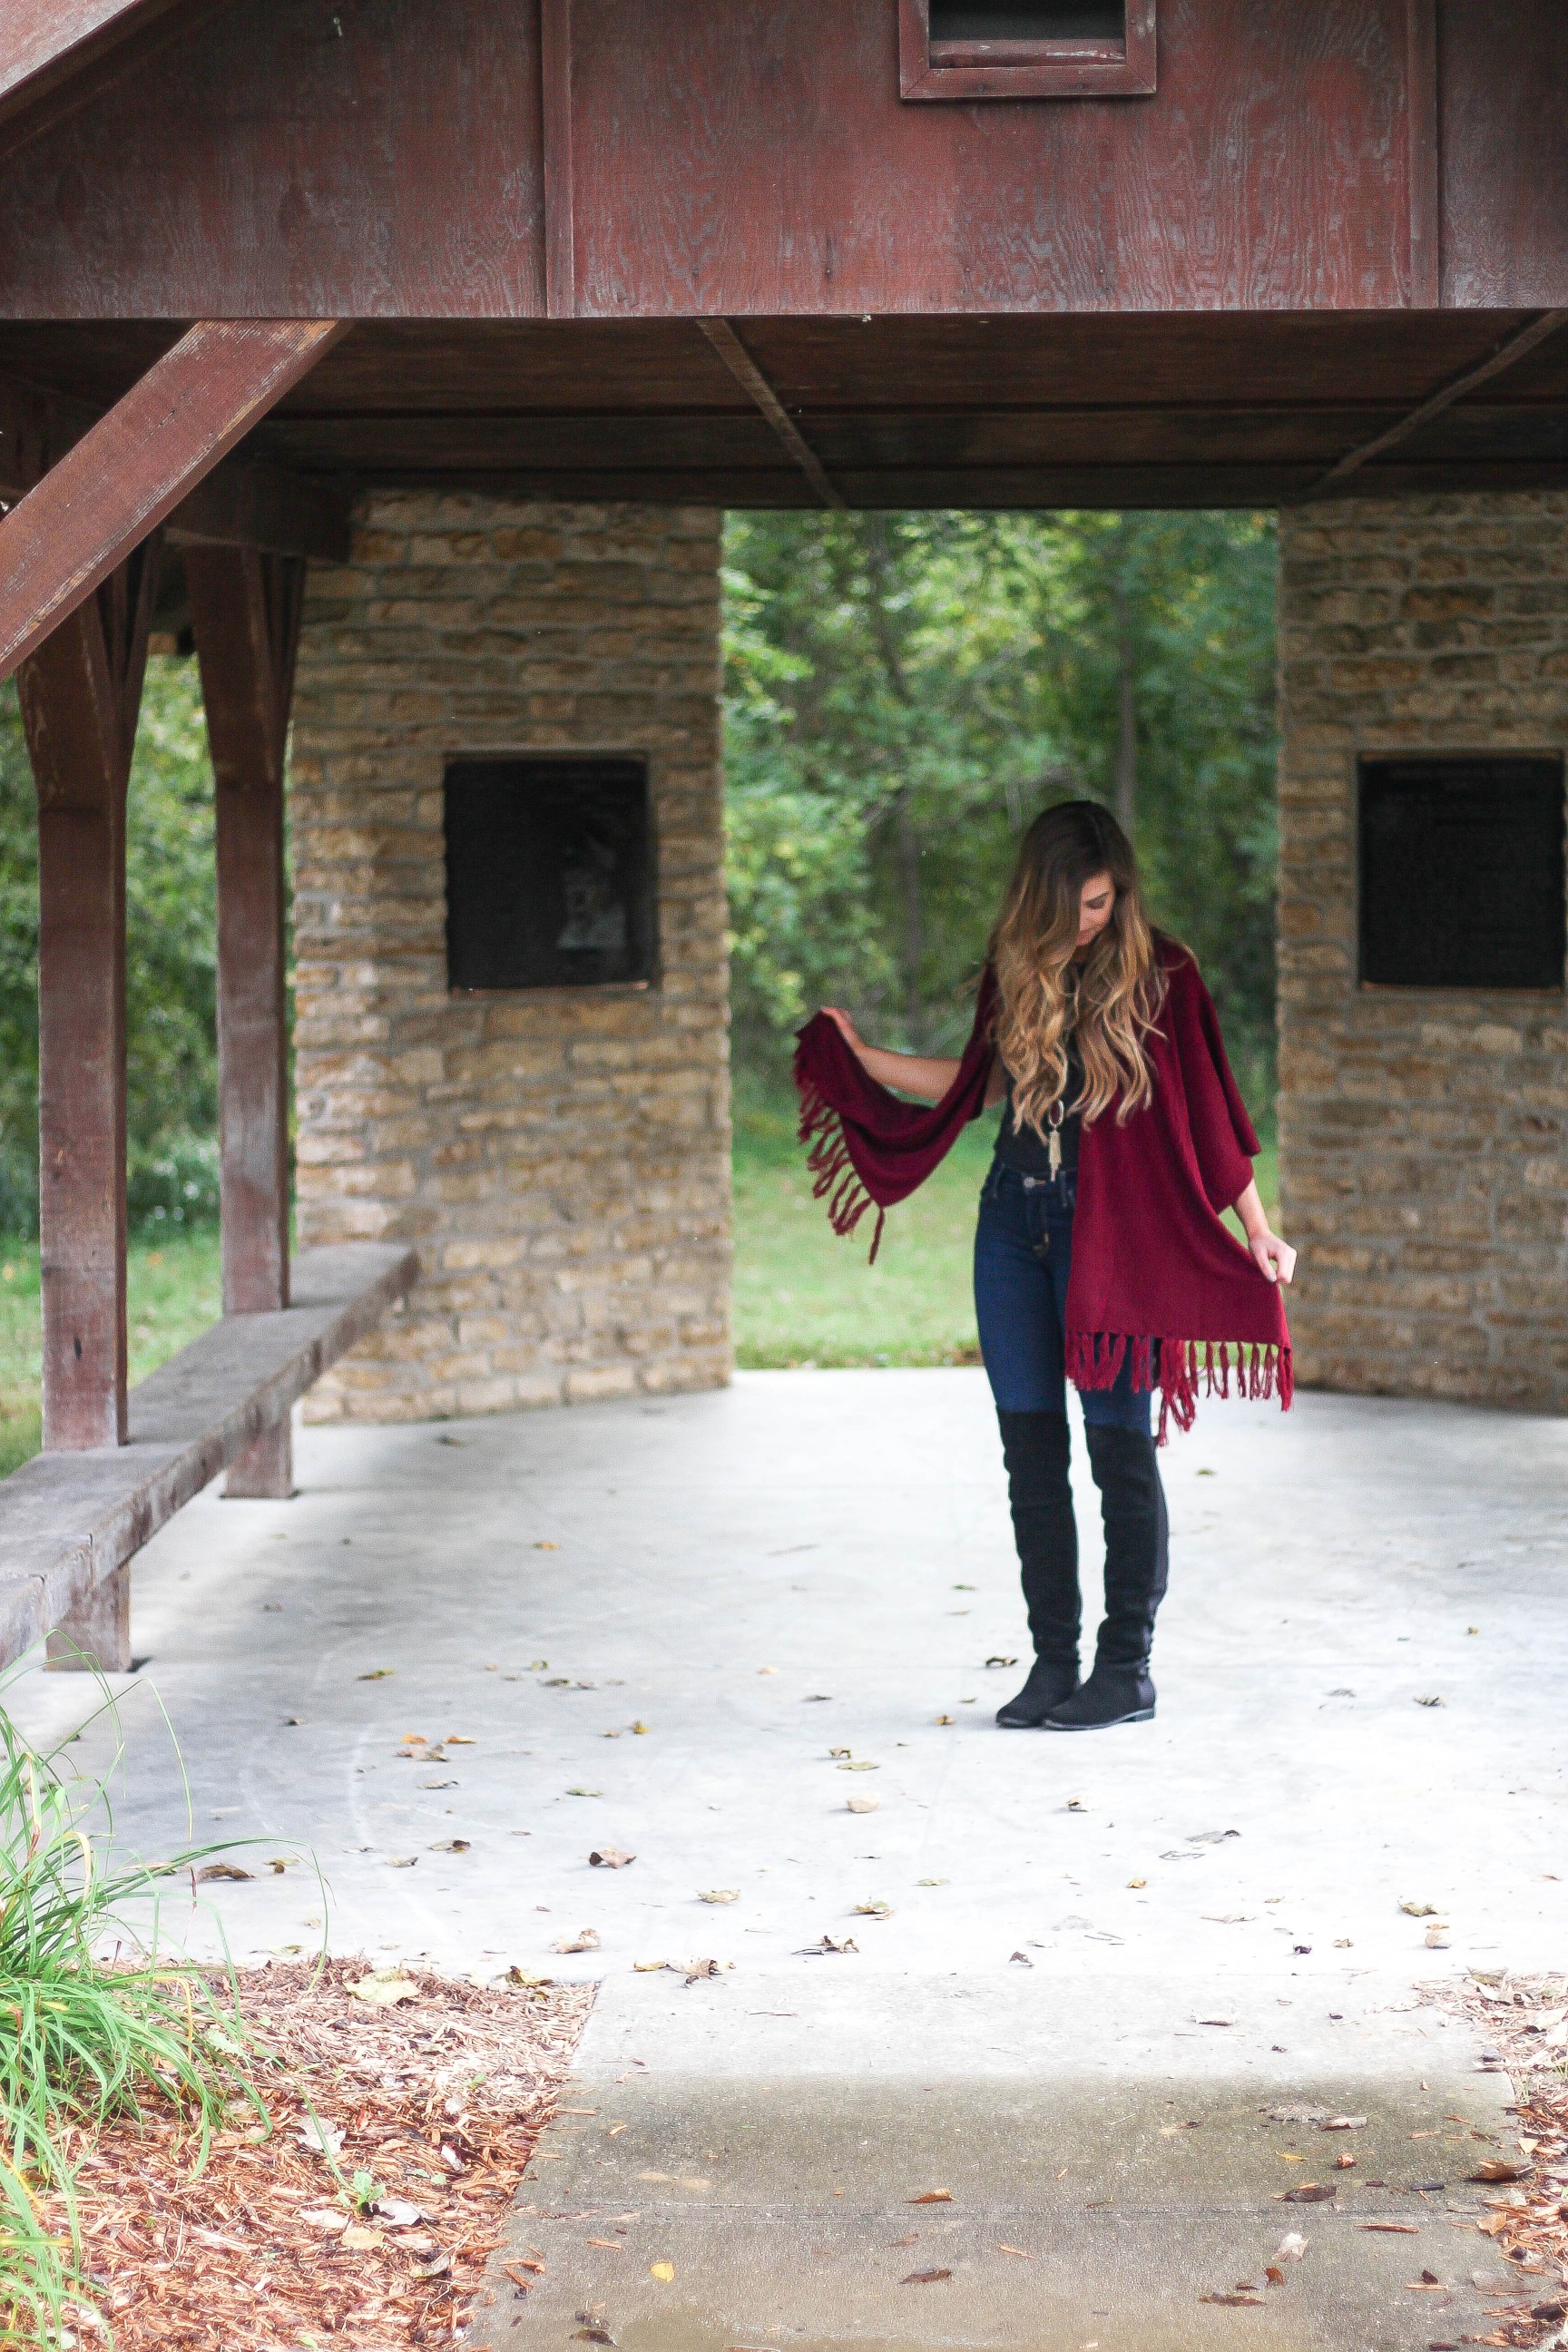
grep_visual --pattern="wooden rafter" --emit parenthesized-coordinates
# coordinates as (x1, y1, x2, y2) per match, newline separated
(696, 320, 846, 510)
(0, 318, 346, 686)
(1309, 309, 1568, 493)
(0, 0, 239, 168)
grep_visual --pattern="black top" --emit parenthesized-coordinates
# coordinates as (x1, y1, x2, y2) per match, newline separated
(995, 1034, 1083, 1178)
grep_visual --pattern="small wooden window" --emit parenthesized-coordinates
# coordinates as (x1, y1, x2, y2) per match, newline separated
(1357, 754, 1565, 992)
(444, 755, 657, 992)
(899, 0, 1155, 100)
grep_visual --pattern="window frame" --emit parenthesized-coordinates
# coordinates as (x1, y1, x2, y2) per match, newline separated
(898, 0, 1156, 102)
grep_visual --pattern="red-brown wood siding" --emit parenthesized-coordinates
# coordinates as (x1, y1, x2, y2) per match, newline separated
(0, 0, 544, 317)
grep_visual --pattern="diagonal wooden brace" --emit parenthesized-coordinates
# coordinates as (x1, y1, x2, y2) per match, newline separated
(0, 318, 345, 686)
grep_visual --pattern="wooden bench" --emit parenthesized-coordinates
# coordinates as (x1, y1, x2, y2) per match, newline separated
(0, 1241, 417, 1673)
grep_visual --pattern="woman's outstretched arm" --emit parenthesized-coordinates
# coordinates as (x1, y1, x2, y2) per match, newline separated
(821, 1006, 1004, 1107)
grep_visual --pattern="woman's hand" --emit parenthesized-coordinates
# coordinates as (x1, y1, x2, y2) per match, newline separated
(1246, 1227, 1297, 1287)
(821, 1005, 868, 1063)
(1233, 1178, 1297, 1286)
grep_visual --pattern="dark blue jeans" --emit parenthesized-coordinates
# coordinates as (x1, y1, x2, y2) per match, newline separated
(973, 1160, 1152, 1434)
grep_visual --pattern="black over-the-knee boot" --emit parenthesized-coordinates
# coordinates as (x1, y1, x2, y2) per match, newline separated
(994, 1409, 1082, 1727)
(1043, 1423, 1168, 1730)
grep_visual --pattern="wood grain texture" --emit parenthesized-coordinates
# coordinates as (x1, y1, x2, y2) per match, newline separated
(0, 1243, 418, 1668)
(17, 540, 161, 1453)
(0, 354, 352, 561)
(0, 0, 544, 317)
(541, 0, 576, 318)
(0, 0, 237, 171)
(1404, 0, 1439, 308)
(566, 0, 1411, 316)
(1439, 0, 1568, 307)
(185, 548, 301, 1332)
(0, 320, 343, 687)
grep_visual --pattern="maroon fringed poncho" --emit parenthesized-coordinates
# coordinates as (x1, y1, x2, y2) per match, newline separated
(793, 946, 1291, 1441)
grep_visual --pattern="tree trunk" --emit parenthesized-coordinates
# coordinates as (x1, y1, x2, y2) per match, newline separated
(864, 518, 926, 1047)
(1112, 558, 1138, 839)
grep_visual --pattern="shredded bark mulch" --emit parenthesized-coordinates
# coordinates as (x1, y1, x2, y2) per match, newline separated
(41, 1957, 593, 2351)
(1420, 1972, 1568, 2349)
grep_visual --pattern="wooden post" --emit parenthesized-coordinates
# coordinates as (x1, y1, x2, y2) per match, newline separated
(185, 546, 303, 1499)
(17, 535, 161, 1670)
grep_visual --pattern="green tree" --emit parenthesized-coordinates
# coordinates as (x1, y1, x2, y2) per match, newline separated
(722, 508, 1279, 1110)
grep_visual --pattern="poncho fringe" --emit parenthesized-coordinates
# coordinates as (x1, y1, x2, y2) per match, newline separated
(793, 946, 1291, 1443)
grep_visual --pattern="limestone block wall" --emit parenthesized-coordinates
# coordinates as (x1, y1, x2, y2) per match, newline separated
(1277, 493, 1568, 1409)
(289, 493, 731, 1421)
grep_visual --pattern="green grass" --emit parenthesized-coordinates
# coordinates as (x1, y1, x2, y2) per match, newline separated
(732, 1089, 1279, 1371)
(0, 1231, 220, 1479)
(0, 1109, 1279, 1466)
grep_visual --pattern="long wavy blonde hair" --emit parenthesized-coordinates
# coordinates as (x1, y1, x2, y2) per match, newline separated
(988, 800, 1168, 1132)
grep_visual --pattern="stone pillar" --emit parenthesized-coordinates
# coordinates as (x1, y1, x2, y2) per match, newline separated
(1277, 492, 1568, 1408)
(289, 495, 731, 1422)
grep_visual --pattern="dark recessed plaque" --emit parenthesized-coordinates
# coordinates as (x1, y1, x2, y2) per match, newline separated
(929, 0, 1123, 34)
(444, 755, 657, 991)
(1357, 754, 1565, 991)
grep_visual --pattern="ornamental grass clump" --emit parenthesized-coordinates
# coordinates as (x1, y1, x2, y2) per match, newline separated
(0, 1679, 276, 2344)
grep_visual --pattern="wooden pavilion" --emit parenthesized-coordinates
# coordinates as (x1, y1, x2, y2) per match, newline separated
(1, 0, 1565, 1668)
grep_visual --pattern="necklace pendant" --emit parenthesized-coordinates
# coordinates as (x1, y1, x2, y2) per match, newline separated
(1047, 1126, 1063, 1178)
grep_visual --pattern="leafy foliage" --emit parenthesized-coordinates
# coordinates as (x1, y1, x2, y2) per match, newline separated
(722, 510, 1279, 1110)
(0, 666, 220, 1237)
(0, 1674, 274, 2339)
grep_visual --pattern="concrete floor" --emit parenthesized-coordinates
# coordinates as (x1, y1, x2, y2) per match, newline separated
(8, 1369, 1566, 2346)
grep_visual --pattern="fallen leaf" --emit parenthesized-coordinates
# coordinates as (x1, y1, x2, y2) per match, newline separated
(798, 1935, 858, 1955)
(267, 1857, 294, 1873)
(935, 1714, 956, 1726)
(1197, 2015, 1236, 2027)
(296, 2118, 346, 2158)
(1413, 1694, 1446, 1707)
(567, 1788, 603, 1798)
(901, 2269, 953, 2284)
(1127, 1877, 1147, 1889)
(757, 1666, 778, 1676)
(684, 1959, 722, 1983)
(846, 1795, 879, 1814)
(1470, 2161, 1529, 2184)
(571, 2331, 615, 2346)
(431, 1838, 470, 1853)
(632, 1960, 668, 1973)
(853, 1899, 892, 1918)
(1272, 2232, 1308, 2265)
(1321, 2116, 1367, 2131)
(341, 2223, 383, 2250)
(1200, 2294, 1262, 2307)
(591, 1847, 636, 1868)
(908, 2190, 953, 2204)
(526, 1659, 548, 1671)
(838, 1760, 879, 1772)
(535, 1541, 560, 1550)
(446, 1733, 476, 1744)
(1400, 1900, 1438, 1916)
(1281, 2185, 1336, 2203)
(632, 1720, 651, 1734)
(358, 1669, 396, 1681)
(1360, 2222, 1420, 2233)
(985, 1655, 1018, 1668)
(347, 1974, 420, 2008)
(1010, 1950, 1034, 1966)
(1335, 2153, 1357, 2169)
(375, 2198, 423, 2227)
(918, 1877, 948, 1886)
(586, 2238, 622, 2249)
(387, 1855, 419, 1868)
(1425, 1927, 1451, 1948)
(554, 1928, 602, 1954)
(996, 2243, 1033, 2258)
(194, 1863, 253, 1882)
(506, 1965, 552, 1987)
(300, 2207, 349, 2233)
(651, 2259, 675, 2282)
(699, 1890, 740, 1905)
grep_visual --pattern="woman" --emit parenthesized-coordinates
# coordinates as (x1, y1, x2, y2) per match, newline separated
(795, 800, 1295, 1733)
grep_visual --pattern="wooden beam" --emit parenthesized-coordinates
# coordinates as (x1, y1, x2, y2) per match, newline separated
(696, 320, 847, 510)
(541, 0, 576, 319)
(1308, 310, 1568, 493)
(0, 319, 346, 686)
(0, 0, 239, 170)
(0, 363, 352, 562)
(185, 545, 303, 1499)
(18, 535, 162, 1481)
